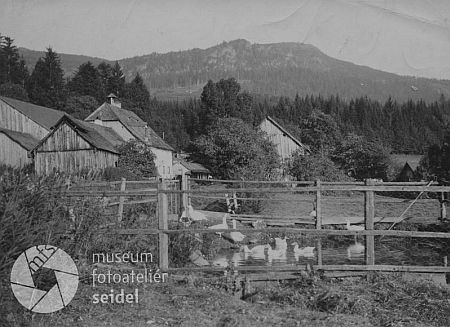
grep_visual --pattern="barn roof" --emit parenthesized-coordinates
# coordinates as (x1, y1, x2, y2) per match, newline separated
(34, 115, 123, 154)
(390, 154, 422, 170)
(85, 102, 174, 151)
(0, 96, 65, 130)
(264, 116, 309, 151)
(0, 128, 39, 151)
(175, 159, 211, 174)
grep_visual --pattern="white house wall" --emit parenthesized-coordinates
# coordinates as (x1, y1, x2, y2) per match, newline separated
(152, 147, 173, 178)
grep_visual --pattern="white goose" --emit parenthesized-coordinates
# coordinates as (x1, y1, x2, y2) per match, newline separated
(346, 218, 364, 231)
(209, 213, 228, 237)
(267, 244, 288, 264)
(274, 236, 288, 250)
(292, 242, 315, 261)
(181, 204, 208, 222)
(221, 216, 246, 243)
(241, 244, 269, 260)
(347, 241, 365, 260)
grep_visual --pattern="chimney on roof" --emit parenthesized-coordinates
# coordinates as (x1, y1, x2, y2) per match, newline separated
(107, 93, 121, 108)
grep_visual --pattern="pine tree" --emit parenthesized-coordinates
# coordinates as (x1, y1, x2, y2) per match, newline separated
(108, 61, 125, 97)
(67, 61, 102, 101)
(26, 48, 66, 109)
(0, 36, 28, 86)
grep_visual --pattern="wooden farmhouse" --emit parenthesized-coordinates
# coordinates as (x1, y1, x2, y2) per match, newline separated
(259, 116, 309, 163)
(0, 96, 64, 168)
(32, 115, 124, 175)
(85, 94, 175, 178)
(173, 158, 211, 180)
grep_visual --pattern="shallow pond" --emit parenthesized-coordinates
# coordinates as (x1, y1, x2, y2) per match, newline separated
(209, 236, 448, 268)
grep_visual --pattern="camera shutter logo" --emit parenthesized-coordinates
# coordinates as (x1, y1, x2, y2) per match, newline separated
(10, 245, 79, 313)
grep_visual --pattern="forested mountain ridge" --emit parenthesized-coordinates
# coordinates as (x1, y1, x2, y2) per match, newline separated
(20, 40, 450, 103)
(19, 47, 112, 77)
(119, 39, 450, 102)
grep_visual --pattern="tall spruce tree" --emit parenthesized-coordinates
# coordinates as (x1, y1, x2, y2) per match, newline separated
(26, 48, 66, 109)
(108, 61, 125, 97)
(67, 61, 103, 102)
(0, 36, 28, 86)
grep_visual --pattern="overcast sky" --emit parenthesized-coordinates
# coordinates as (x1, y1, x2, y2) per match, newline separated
(0, 0, 301, 59)
(1, 0, 450, 78)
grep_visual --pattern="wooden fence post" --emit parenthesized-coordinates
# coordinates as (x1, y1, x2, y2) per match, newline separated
(315, 179, 323, 266)
(181, 174, 189, 214)
(365, 179, 376, 265)
(440, 192, 447, 221)
(117, 178, 126, 222)
(158, 179, 169, 271)
(315, 179, 322, 229)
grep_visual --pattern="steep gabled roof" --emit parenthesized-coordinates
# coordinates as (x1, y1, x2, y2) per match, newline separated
(175, 158, 211, 174)
(264, 116, 309, 151)
(0, 96, 65, 130)
(85, 102, 175, 151)
(0, 128, 39, 151)
(33, 115, 123, 154)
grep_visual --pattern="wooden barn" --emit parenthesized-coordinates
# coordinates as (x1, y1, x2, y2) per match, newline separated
(259, 116, 309, 162)
(391, 154, 422, 182)
(396, 162, 416, 182)
(85, 94, 175, 178)
(32, 115, 124, 175)
(0, 96, 64, 139)
(0, 128, 39, 168)
(0, 96, 65, 168)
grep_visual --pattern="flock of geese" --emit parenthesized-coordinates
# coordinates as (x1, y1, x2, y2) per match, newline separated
(183, 204, 366, 267)
(212, 236, 317, 267)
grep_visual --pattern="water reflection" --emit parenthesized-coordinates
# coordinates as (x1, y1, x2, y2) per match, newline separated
(209, 236, 444, 267)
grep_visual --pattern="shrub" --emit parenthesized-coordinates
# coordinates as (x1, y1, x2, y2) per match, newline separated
(191, 117, 279, 180)
(117, 139, 157, 178)
(332, 134, 393, 180)
(0, 169, 107, 278)
(289, 152, 351, 182)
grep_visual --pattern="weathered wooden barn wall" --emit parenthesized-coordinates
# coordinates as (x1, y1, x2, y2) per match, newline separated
(34, 121, 119, 175)
(0, 100, 48, 139)
(38, 123, 91, 151)
(35, 149, 118, 175)
(259, 118, 304, 161)
(0, 133, 32, 168)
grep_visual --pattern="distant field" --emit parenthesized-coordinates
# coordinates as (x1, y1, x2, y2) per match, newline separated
(261, 192, 440, 225)
(190, 184, 441, 225)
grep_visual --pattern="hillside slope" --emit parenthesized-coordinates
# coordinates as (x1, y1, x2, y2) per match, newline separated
(119, 39, 450, 102)
(19, 40, 450, 102)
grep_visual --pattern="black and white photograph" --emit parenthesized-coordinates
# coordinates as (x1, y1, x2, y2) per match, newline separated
(0, 0, 449, 326)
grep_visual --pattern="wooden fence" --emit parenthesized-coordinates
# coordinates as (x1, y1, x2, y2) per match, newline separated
(60, 177, 450, 277)
(156, 178, 450, 276)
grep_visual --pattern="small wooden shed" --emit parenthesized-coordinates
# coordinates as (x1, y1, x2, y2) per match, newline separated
(0, 128, 39, 168)
(173, 158, 211, 180)
(396, 162, 416, 182)
(32, 115, 124, 175)
(259, 116, 309, 162)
